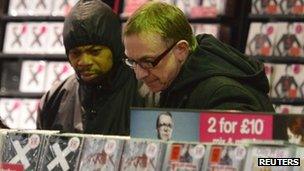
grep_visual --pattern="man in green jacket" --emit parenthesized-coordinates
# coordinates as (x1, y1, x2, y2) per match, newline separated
(123, 2, 274, 111)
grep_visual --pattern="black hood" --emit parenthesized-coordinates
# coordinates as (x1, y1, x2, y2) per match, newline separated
(63, 0, 123, 65)
(170, 34, 270, 94)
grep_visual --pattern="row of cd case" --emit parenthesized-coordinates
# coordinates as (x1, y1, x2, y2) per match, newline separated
(8, 0, 78, 16)
(1, 60, 74, 93)
(3, 22, 64, 54)
(0, 130, 302, 171)
(246, 22, 304, 57)
(251, 0, 304, 15)
(2, 22, 220, 54)
(121, 0, 228, 18)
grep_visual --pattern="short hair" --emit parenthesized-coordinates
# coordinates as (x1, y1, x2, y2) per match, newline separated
(156, 111, 172, 129)
(123, 2, 197, 51)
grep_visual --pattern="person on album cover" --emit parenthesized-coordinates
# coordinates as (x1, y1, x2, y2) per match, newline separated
(286, 116, 304, 145)
(253, 0, 279, 14)
(36, 0, 142, 135)
(247, 23, 273, 56)
(122, 2, 274, 112)
(156, 111, 174, 141)
(279, 0, 304, 14)
(276, 23, 302, 57)
(274, 64, 298, 98)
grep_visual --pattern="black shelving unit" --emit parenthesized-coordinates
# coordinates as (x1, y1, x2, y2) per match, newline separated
(253, 56, 304, 64)
(0, 0, 67, 98)
(249, 14, 304, 22)
(0, 53, 66, 60)
(271, 98, 304, 105)
(0, 15, 65, 22)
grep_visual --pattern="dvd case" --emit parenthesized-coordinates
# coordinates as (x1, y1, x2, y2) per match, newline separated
(162, 141, 206, 171)
(274, 23, 303, 57)
(120, 139, 166, 171)
(206, 144, 247, 171)
(47, 23, 65, 54)
(271, 64, 301, 99)
(78, 136, 125, 171)
(3, 23, 29, 54)
(44, 62, 74, 91)
(244, 144, 294, 171)
(246, 22, 277, 57)
(1, 132, 45, 171)
(51, 0, 78, 16)
(8, 0, 31, 16)
(0, 98, 23, 129)
(19, 60, 47, 93)
(38, 134, 83, 171)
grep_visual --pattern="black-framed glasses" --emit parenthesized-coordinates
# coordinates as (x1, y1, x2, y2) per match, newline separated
(124, 42, 177, 69)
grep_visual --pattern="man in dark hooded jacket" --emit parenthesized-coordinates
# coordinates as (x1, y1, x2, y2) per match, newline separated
(123, 2, 274, 111)
(37, 0, 141, 135)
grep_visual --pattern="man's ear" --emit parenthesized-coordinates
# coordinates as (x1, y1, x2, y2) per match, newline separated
(174, 40, 190, 63)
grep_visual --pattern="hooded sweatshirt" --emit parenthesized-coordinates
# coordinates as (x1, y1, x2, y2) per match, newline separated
(160, 34, 274, 112)
(37, 0, 142, 135)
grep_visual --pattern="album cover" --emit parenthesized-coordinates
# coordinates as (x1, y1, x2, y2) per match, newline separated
(206, 144, 247, 171)
(38, 134, 83, 171)
(245, 22, 277, 57)
(162, 141, 206, 171)
(120, 138, 166, 171)
(121, 0, 149, 17)
(44, 62, 74, 91)
(274, 22, 304, 57)
(244, 145, 294, 171)
(175, 0, 199, 17)
(46, 22, 65, 54)
(19, 99, 40, 130)
(273, 114, 304, 145)
(8, 0, 31, 16)
(271, 64, 301, 99)
(51, 0, 80, 16)
(0, 61, 22, 93)
(279, 0, 304, 15)
(1, 132, 45, 171)
(19, 60, 47, 93)
(251, 0, 281, 15)
(202, 0, 227, 15)
(191, 24, 219, 38)
(78, 135, 125, 171)
(274, 104, 304, 114)
(27, 22, 49, 54)
(3, 22, 29, 54)
(0, 98, 23, 129)
(29, 0, 53, 16)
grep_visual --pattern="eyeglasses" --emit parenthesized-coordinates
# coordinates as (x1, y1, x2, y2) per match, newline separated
(124, 42, 177, 69)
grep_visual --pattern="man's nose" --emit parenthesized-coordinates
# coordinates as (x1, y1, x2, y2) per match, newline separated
(134, 64, 149, 80)
(77, 54, 93, 67)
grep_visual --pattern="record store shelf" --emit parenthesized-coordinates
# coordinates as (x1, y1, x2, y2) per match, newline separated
(253, 55, 304, 64)
(249, 14, 304, 22)
(0, 15, 65, 22)
(0, 53, 67, 60)
(271, 98, 304, 105)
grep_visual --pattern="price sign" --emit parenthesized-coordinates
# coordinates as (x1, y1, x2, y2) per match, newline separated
(200, 112, 273, 142)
